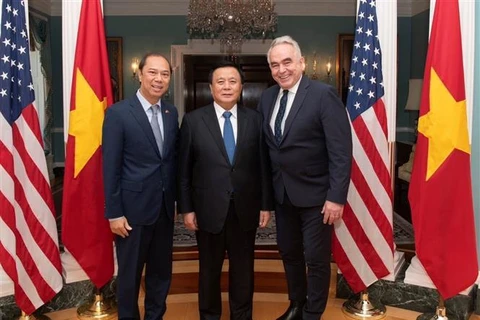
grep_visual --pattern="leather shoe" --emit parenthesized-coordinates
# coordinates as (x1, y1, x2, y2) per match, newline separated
(276, 300, 305, 320)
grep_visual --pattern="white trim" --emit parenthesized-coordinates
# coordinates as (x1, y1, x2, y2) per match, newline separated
(459, 0, 475, 141)
(171, 39, 271, 121)
(62, 1, 81, 145)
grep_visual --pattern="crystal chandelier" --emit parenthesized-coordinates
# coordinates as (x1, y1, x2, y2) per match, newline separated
(187, 0, 278, 53)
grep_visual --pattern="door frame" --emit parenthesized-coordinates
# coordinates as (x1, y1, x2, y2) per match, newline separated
(171, 40, 272, 121)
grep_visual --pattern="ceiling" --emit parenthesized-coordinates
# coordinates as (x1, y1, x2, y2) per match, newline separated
(30, 0, 429, 17)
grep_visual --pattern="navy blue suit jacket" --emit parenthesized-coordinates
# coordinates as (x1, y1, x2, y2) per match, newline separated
(257, 76, 352, 207)
(102, 95, 178, 225)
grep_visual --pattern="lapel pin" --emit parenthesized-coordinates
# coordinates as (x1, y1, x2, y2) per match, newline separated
(164, 109, 170, 114)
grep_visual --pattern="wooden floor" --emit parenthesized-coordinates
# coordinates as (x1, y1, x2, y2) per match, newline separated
(46, 261, 480, 320)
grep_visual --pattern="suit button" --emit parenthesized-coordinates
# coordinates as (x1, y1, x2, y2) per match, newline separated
(231, 168, 235, 172)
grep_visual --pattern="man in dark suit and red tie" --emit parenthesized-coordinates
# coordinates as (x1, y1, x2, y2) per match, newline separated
(257, 36, 353, 320)
(178, 61, 274, 320)
(102, 53, 178, 320)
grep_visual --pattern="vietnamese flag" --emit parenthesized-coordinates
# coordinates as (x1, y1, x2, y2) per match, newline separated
(61, 0, 114, 288)
(408, 0, 478, 299)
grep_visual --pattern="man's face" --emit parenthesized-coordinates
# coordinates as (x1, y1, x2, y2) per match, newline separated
(210, 66, 243, 110)
(138, 55, 171, 104)
(268, 43, 305, 90)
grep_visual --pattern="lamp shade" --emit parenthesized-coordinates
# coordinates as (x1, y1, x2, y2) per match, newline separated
(404, 79, 423, 111)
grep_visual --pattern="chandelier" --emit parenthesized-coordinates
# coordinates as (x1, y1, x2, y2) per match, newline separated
(187, 0, 278, 52)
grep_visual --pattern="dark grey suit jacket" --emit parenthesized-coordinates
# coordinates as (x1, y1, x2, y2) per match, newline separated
(102, 95, 179, 224)
(177, 104, 274, 233)
(257, 76, 352, 207)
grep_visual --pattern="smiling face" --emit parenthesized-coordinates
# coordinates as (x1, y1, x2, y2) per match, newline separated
(209, 66, 242, 110)
(268, 43, 305, 90)
(138, 55, 171, 105)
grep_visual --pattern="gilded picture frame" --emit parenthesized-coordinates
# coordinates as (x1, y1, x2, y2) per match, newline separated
(106, 37, 123, 103)
(336, 34, 354, 104)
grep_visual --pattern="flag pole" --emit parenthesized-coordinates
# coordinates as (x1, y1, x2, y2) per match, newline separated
(76, 286, 117, 320)
(17, 311, 51, 320)
(341, 289, 387, 319)
(416, 294, 458, 320)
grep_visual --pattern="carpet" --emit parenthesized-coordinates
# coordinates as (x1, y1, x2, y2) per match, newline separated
(173, 212, 415, 247)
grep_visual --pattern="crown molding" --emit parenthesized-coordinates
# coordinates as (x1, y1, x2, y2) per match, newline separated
(48, 0, 427, 17)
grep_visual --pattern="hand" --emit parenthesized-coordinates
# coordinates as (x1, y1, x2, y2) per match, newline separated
(322, 201, 344, 225)
(183, 212, 198, 231)
(109, 217, 132, 238)
(259, 210, 271, 228)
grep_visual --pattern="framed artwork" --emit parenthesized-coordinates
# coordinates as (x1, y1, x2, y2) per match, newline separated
(106, 37, 123, 102)
(336, 34, 354, 104)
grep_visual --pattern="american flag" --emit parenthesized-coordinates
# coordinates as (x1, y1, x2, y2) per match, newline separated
(0, 0, 62, 314)
(332, 0, 394, 292)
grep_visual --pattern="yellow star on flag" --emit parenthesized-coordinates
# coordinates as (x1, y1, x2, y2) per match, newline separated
(418, 68, 470, 181)
(69, 68, 107, 178)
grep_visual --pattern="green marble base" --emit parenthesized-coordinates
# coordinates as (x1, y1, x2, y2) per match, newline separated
(0, 279, 116, 320)
(336, 265, 476, 320)
(417, 314, 459, 320)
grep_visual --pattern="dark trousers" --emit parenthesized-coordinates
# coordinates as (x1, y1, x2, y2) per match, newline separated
(196, 201, 257, 320)
(115, 203, 174, 320)
(275, 194, 332, 320)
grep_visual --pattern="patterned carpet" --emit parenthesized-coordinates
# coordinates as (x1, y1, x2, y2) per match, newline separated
(173, 212, 415, 247)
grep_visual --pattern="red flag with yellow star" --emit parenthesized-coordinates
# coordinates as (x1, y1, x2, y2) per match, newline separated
(408, 0, 478, 299)
(61, 0, 114, 288)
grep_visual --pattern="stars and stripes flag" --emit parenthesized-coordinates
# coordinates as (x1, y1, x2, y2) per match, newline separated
(0, 0, 62, 314)
(332, 0, 394, 293)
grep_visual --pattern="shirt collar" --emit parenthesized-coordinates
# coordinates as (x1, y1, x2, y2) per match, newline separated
(213, 102, 238, 119)
(278, 75, 302, 96)
(136, 90, 162, 112)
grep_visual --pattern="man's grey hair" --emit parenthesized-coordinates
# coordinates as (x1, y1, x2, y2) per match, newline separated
(267, 35, 303, 65)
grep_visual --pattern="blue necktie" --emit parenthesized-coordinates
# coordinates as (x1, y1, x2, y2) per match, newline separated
(150, 105, 164, 156)
(223, 111, 235, 164)
(274, 90, 289, 145)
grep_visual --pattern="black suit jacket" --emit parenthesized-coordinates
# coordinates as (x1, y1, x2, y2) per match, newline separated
(102, 95, 179, 225)
(258, 76, 352, 207)
(177, 104, 274, 233)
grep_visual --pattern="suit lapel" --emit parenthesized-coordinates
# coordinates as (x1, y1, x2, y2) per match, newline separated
(235, 106, 248, 165)
(266, 87, 279, 141)
(161, 100, 173, 156)
(202, 105, 230, 164)
(281, 76, 309, 144)
(129, 96, 161, 158)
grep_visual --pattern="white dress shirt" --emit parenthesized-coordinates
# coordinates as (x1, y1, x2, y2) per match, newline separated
(213, 102, 238, 143)
(137, 90, 165, 138)
(269, 76, 303, 134)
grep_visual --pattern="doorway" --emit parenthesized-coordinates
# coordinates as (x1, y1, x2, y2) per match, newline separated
(183, 55, 276, 113)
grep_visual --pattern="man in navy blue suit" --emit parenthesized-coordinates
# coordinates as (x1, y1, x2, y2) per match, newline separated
(102, 53, 178, 320)
(258, 36, 352, 320)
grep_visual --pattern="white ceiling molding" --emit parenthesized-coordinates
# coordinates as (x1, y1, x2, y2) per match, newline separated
(48, 0, 428, 17)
